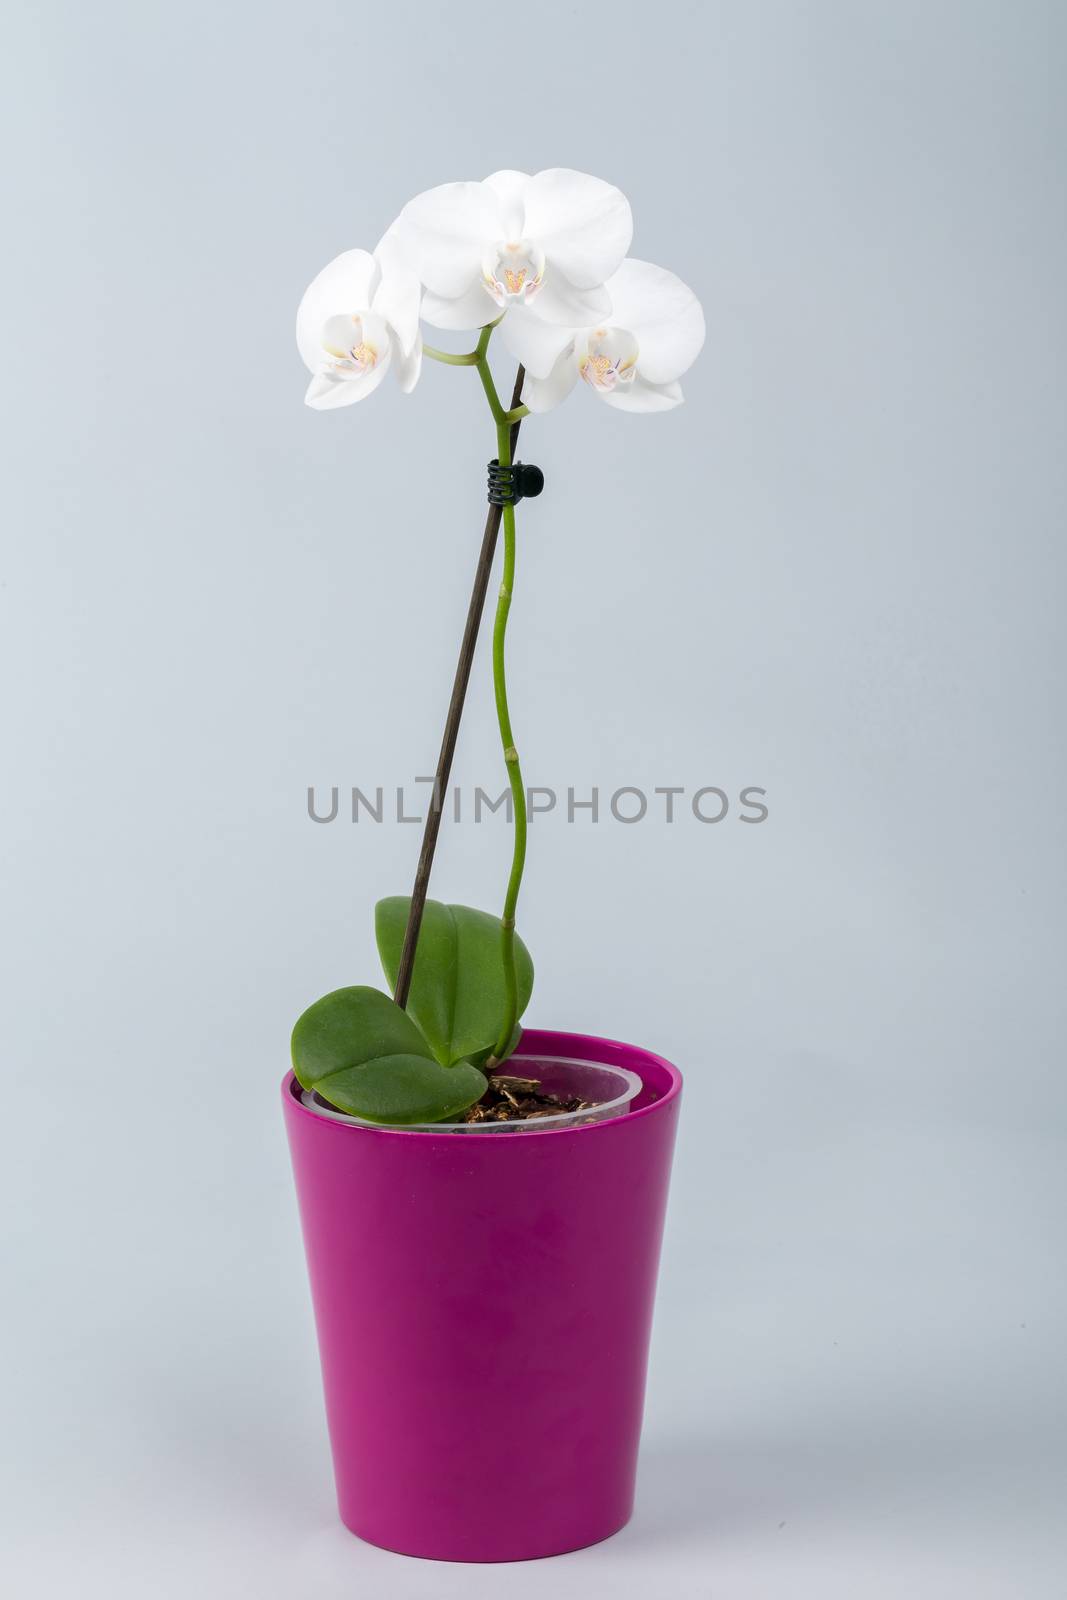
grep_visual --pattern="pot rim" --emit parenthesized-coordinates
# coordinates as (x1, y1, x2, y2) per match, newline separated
(282, 1026, 682, 1140)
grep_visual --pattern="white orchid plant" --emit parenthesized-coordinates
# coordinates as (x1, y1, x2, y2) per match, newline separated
(291, 169, 705, 1126)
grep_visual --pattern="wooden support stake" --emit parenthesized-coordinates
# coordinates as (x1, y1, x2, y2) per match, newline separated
(393, 365, 526, 1007)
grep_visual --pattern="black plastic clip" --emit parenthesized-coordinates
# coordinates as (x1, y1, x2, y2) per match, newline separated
(488, 460, 545, 507)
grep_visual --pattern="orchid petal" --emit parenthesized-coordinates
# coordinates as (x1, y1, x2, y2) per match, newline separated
(483, 169, 531, 239)
(521, 345, 580, 414)
(420, 280, 498, 332)
(391, 181, 501, 298)
(603, 259, 705, 384)
(392, 331, 423, 394)
(296, 250, 378, 374)
(499, 304, 578, 379)
(527, 273, 611, 328)
(305, 352, 392, 410)
(521, 168, 632, 290)
(372, 232, 423, 357)
(598, 374, 684, 414)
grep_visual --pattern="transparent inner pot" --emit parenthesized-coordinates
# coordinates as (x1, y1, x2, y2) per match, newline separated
(299, 1053, 643, 1134)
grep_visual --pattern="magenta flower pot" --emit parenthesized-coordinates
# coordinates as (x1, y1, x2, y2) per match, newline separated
(282, 1027, 682, 1562)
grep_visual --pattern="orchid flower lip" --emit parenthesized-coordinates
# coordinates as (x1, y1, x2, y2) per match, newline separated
(481, 239, 546, 309)
(578, 325, 640, 393)
(319, 312, 382, 381)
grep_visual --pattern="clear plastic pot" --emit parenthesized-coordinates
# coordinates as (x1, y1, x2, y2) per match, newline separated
(298, 1052, 643, 1133)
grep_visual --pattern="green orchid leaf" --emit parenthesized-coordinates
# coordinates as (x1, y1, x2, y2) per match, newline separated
(375, 899, 534, 1067)
(315, 1053, 487, 1125)
(292, 985, 432, 1081)
(291, 985, 487, 1124)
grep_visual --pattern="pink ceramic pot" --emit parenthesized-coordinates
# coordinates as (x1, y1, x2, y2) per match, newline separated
(282, 1027, 682, 1562)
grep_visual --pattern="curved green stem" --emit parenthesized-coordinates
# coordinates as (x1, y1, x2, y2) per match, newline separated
(489, 415, 527, 1058)
(419, 316, 528, 1061)
(476, 352, 506, 422)
(424, 345, 480, 366)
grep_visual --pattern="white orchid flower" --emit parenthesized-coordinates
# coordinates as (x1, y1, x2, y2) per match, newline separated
(505, 259, 705, 415)
(296, 245, 422, 411)
(390, 168, 633, 332)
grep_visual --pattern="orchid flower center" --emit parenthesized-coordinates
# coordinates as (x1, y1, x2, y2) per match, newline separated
(319, 312, 385, 380)
(482, 240, 546, 308)
(578, 326, 639, 392)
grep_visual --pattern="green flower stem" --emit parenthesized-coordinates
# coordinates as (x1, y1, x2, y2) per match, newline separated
(476, 356, 506, 423)
(414, 314, 529, 1062)
(424, 345, 480, 366)
(488, 415, 527, 1061)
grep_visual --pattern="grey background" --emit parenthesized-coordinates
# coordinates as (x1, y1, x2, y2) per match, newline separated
(2, 1, 1065, 1595)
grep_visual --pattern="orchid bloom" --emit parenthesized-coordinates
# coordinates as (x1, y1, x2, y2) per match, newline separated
(502, 259, 705, 415)
(296, 246, 422, 411)
(389, 168, 633, 332)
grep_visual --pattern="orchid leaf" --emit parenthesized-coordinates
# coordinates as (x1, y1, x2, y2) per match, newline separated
(375, 899, 533, 1067)
(291, 985, 487, 1124)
